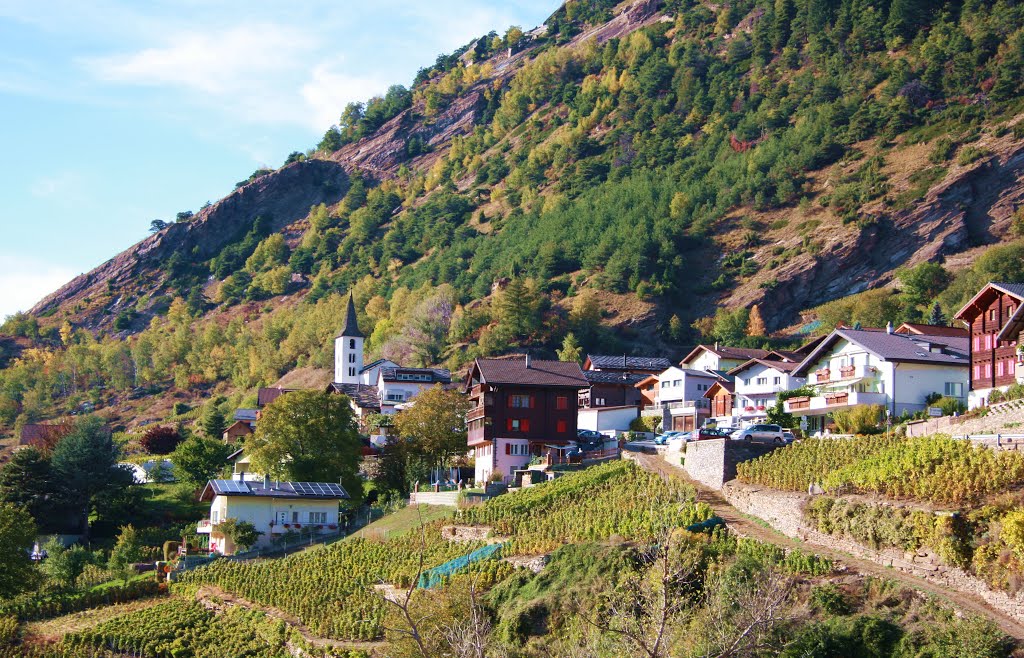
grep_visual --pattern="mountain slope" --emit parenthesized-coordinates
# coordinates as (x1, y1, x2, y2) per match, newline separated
(7, 0, 1024, 429)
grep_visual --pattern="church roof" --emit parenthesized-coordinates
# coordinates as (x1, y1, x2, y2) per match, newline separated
(336, 293, 363, 338)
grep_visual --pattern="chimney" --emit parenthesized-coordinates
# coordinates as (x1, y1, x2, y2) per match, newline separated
(714, 341, 719, 351)
(525, 354, 531, 369)
(886, 321, 893, 335)
(263, 474, 270, 489)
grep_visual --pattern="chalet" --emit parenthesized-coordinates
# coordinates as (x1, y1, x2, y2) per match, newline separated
(704, 380, 735, 422)
(197, 478, 349, 554)
(579, 370, 645, 409)
(359, 358, 399, 386)
(257, 387, 294, 408)
(953, 282, 1024, 408)
(642, 366, 718, 431)
(895, 323, 969, 338)
(582, 354, 673, 376)
(466, 356, 587, 485)
(233, 409, 258, 426)
(324, 382, 381, 426)
(785, 326, 969, 434)
(727, 353, 806, 423)
(680, 344, 771, 373)
(222, 420, 253, 444)
(634, 375, 659, 408)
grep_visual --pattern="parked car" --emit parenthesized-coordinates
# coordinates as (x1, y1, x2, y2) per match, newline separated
(654, 431, 685, 445)
(693, 428, 732, 441)
(782, 430, 796, 444)
(732, 424, 786, 443)
(577, 429, 604, 440)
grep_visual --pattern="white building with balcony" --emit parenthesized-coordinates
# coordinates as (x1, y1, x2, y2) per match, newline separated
(784, 327, 969, 434)
(197, 478, 349, 554)
(728, 355, 806, 423)
(641, 366, 718, 431)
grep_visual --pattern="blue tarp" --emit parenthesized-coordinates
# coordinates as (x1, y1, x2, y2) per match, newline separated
(418, 543, 504, 589)
(686, 516, 725, 534)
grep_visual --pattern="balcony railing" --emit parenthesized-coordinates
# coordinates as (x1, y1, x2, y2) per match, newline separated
(815, 369, 831, 383)
(784, 391, 887, 414)
(643, 399, 710, 412)
(197, 520, 213, 533)
(467, 406, 486, 422)
(840, 365, 856, 378)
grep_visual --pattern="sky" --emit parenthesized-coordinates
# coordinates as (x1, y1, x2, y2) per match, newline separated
(0, 0, 558, 320)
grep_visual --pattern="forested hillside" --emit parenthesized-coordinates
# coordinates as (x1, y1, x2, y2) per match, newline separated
(6, 0, 1024, 431)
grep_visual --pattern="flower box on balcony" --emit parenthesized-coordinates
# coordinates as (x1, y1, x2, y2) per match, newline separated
(744, 406, 755, 412)
(328, 524, 338, 530)
(283, 524, 291, 529)
(294, 523, 302, 529)
(756, 405, 766, 411)
(316, 525, 324, 530)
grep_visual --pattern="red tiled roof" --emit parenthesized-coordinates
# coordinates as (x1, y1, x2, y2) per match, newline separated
(680, 345, 770, 366)
(472, 357, 587, 388)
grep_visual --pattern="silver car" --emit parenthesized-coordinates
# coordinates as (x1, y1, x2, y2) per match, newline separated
(734, 423, 785, 443)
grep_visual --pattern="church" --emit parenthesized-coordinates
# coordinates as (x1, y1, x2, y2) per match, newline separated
(325, 294, 452, 424)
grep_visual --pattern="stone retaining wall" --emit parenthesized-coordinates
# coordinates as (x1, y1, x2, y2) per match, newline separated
(720, 481, 1024, 622)
(441, 525, 497, 543)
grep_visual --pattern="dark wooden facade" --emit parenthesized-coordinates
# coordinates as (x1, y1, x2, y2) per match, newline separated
(706, 382, 734, 418)
(579, 383, 642, 409)
(956, 284, 1023, 392)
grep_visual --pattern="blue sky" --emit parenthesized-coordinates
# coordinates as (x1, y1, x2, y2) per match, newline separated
(0, 0, 558, 320)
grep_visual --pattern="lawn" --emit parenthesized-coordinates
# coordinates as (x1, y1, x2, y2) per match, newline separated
(348, 504, 454, 541)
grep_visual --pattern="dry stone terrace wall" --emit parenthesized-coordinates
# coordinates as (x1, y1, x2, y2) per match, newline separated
(721, 481, 1024, 623)
(682, 439, 780, 490)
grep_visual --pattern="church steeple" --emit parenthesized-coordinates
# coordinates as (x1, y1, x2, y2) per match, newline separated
(337, 293, 363, 338)
(334, 293, 364, 384)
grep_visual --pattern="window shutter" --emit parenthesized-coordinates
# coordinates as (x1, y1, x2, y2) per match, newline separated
(506, 418, 512, 431)
(529, 395, 536, 408)
(505, 442, 511, 455)
(522, 418, 530, 432)
(507, 395, 513, 408)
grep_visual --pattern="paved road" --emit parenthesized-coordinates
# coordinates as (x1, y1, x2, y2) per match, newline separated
(623, 448, 1024, 641)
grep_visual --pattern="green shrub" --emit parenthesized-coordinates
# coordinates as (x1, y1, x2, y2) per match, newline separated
(810, 583, 851, 615)
(831, 404, 883, 434)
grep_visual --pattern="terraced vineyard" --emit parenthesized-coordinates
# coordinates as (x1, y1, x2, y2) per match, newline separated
(737, 435, 1024, 505)
(177, 461, 713, 641)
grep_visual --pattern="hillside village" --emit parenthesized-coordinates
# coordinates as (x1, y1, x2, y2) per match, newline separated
(12, 0, 1024, 655)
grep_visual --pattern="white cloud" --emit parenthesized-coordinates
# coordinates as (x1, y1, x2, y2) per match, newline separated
(0, 254, 77, 320)
(82, 23, 312, 94)
(301, 63, 388, 131)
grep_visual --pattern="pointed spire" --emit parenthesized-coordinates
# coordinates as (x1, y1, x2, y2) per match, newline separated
(337, 293, 363, 338)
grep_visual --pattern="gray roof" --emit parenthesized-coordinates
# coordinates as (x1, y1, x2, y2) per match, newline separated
(201, 479, 349, 501)
(994, 282, 1024, 299)
(793, 329, 969, 376)
(325, 382, 380, 409)
(583, 370, 647, 385)
(472, 357, 588, 388)
(234, 409, 258, 422)
(586, 354, 673, 371)
(379, 367, 452, 384)
(336, 293, 363, 338)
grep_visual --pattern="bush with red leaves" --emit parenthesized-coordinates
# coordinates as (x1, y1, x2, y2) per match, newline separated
(140, 425, 183, 455)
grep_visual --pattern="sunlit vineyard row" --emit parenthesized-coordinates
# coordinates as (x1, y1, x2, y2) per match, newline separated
(738, 435, 1024, 505)
(178, 461, 712, 641)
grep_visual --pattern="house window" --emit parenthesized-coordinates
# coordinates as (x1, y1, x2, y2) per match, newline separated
(986, 334, 993, 350)
(985, 363, 992, 378)
(945, 382, 964, 397)
(292, 511, 300, 523)
(991, 309, 998, 321)
(505, 442, 529, 456)
(386, 393, 404, 402)
(744, 378, 751, 386)
(212, 510, 219, 523)
(349, 339, 356, 349)
(507, 418, 530, 432)
(998, 360, 1005, 377)
(974, 365, 981, 380)
(348, 367, 355, 377)
(556, 419, 567, 433)
(773, 376, 781, 385)
(509, 395, 532, 408)
(555, 396, 568, 410)
(308, 511, 327, 524)
(974, 335, 981, 351)
(756, 377, 768, 386)
(594, 397, 606, 406)
(348, 353, 355, 363)
(1011, 360, 1017, 375)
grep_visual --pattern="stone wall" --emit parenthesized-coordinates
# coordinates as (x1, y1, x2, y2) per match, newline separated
(721, 481, 1024, 623)
(683, 439, 727, 489)
(441, 525, 499, 543)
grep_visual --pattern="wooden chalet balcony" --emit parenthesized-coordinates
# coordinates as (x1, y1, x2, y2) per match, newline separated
(467, 406, 486, 422)
(815, 369, 831, 383)
(787, 396, 810, 411)
(823, 392, 849, 406)
(839, 365, 856, 379)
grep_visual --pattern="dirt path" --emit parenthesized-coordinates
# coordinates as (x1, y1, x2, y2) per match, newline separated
(625, 449, 1024, 640)
(193, 584, 383, 653)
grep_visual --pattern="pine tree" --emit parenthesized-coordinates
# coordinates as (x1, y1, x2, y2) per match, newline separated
(929, 302, 947, 326)
(202, 404, 227, 440)
(747, 304, 767, 337)
(557, 333, 583, 363)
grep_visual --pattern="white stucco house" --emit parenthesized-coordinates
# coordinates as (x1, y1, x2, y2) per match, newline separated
(680, 344, 772, 373)
(784, 326, 969, 434)
(641, 366, 719, 431)
(197, 478, 349, 554)
(728, 353, 806, 424)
